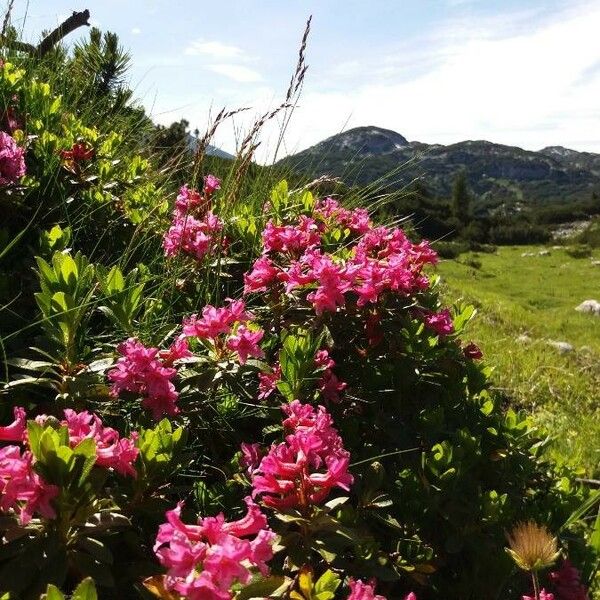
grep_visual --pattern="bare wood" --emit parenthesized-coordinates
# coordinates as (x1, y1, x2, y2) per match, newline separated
(36, 9, 90, 57)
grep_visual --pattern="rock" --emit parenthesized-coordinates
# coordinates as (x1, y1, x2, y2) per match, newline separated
(538, 250, 550, 256)
(548, 340, 574, 353)
(575, 299, 600, 315)
(591, 260, 600, 266)
(516, 334, 532, 343)
(521, 252, 535, 257)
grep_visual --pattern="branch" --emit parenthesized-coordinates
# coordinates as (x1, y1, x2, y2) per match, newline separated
(36, 9, 90, 57)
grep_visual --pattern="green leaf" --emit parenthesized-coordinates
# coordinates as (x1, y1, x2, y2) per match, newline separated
(41, 584, 65, 600)
(72, 577, 98, 600)
(314, 569, 341, 600)
(561, 489, 600, 531)
(235, 576, 287, 600)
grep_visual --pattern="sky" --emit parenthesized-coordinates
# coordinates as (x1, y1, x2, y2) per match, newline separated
(8, 0, 600, 162)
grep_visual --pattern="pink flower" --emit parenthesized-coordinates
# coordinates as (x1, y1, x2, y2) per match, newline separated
(0, 445, 58, 524)
(240, 443, 263, 476)
(404, 594, 418, 600)
(347, 578, 387, 600)
(421, 308, 454, 336)
(258, 364, 281, 400)
(62, 409, 139, 477)
(183, 300, 251, 340)
(549, 560, 590, 600)
(204, 174, 221, 196)
(174, 185, 206, 217)
(305, 252, 353, 314)
(154, 498, 274, 600)
(159, 337, 193, 366)
(226, 325, 265, 364)
(0, 131, 25, 186)
(315, 198, 371, 234)
(251, 401, 353, 510)
(315, 350, 346, 403)
(523, 590, 555, 600)
(163, 211, 223, 261)
(244, 256, 279, 293)
(463, 342, 483, 360)
(261, 216, 321, 255)
(0, 406, 26, 442)
(108, 338, 180, 419)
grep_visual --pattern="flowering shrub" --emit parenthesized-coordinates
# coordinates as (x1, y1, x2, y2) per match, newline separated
(250, 400, 353, 510)
(1, 48, 597, 600)
(108, 337, 187, 419)
(163, 180, 224, 261)
(154, 498, 275, 599)
(0, 129, 25, 185)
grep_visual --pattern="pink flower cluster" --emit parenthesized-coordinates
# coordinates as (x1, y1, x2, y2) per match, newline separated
(0, 445, 58, 525)
(250, 400, 353, 510)
(315, 349, 347, 403)
(548, 560, 590, 600)
(0, 131, 26, 186)
(315, 197, 371, 234)
(255, 349, 345, 404)
(245, 210, 438, 317)
(154, 497, 275, 600)
(262, 215, 321, 254)
(523, 591, 555, 600)
(163, 179, 223, 261)
(347, 579, 389, 600)
(60, 409, 139, 477)
(108, 337, 191, 419)
(182, 299, 264, 365)
(420, 308, 454, 336)
(0, 404, 143, 524)
(0, 406, 26, 442)
(258, 363, 282, 400)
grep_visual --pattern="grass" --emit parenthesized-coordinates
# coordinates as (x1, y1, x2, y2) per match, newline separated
(436, 244, 600, 476)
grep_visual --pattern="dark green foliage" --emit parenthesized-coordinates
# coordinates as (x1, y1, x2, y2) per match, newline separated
(451, 170, 471, 223)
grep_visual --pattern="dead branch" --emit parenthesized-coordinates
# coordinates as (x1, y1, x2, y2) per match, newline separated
(36, 9, 90, 57)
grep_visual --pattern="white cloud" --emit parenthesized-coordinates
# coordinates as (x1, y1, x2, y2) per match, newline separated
(185, 39, 244, 59)
(273, 1, 600, 157)
(131, 27, 141, 35)
(138, 1, 600, 161)
(207, 64, 262, 83)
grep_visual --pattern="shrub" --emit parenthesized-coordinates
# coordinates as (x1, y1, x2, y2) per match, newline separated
(0, 43, 598, 600)
(565, 244, 593, 259)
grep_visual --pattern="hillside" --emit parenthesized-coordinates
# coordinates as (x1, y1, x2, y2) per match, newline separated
(280, 126, 600, 210)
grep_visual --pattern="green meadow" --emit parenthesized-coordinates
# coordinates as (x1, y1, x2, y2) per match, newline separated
(437, 245, 600, 475)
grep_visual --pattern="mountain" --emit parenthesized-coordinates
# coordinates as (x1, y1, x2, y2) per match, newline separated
(279, 126, 600, 208)
(186, 134, 235, 160)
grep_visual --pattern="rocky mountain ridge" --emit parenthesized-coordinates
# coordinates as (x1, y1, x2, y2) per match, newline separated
(279, 126, 600, 206)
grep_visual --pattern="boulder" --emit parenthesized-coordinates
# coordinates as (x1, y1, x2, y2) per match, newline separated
(548, 340, 574, 353)
(575, 299, 600, 315)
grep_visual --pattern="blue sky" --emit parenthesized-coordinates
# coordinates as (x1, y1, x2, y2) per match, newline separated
(8, 0, 600, 160)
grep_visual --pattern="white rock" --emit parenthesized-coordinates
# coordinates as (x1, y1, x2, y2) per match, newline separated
(516, 334, 532, 343)
(575, 299, 600, 315)
(538, 250, 551, 256)
(521, 252, 535, 257)
(548, 340, 574, 353)
(591, 260, 600, 266)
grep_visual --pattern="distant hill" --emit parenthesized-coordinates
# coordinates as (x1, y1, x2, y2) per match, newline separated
(186, 134, 235, 160)
(279, 126, 600, 210)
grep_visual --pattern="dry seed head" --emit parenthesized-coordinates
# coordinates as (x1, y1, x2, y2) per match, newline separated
(506, 521, 560, 572)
